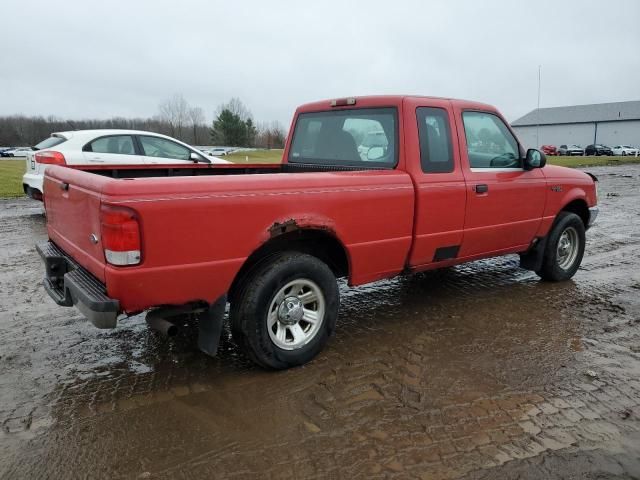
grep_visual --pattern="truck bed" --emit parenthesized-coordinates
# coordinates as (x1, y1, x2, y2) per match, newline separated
(42, 163, 415, 313)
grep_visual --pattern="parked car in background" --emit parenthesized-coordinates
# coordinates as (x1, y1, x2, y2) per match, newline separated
(558, 144, 584, 156)
(2, 147, 32, 157)
(22, 130, 230, 200)
(541, 145, 557, 156)
(203, 147, 234, 157)
(612, 145, 639, 156)
(11, 147, 34, 157)
(0, 147, 16, 156)
(585, 144, 613, 156)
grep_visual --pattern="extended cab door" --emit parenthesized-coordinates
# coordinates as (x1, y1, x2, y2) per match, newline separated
(82, 134, 143, 164)
(404, 98, 467, 267)
(454, 108, 546, 257)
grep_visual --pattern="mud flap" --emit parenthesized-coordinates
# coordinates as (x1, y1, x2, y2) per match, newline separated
(198, 295, 227, 357)
(519, 237, 548, 272)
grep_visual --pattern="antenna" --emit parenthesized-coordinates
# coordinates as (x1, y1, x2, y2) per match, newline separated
(536, 65, 542, 148)
(536, 65, 541, 147)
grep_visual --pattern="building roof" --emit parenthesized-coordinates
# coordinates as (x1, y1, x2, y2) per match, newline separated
(512, 100, 640, 126)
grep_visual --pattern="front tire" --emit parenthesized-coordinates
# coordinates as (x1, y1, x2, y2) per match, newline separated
(230, 252, 339, 369)
(536, 212, 586, 281)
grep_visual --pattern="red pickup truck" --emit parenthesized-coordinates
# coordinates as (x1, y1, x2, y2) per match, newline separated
(37, 95, 599, 369)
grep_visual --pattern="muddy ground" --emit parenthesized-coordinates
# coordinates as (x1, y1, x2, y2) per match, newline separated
(1, 166, 639, 479)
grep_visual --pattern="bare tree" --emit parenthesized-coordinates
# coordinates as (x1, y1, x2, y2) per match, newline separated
(187, 107, 206, 145)
(216, 97, 251, 122)
(255, 120, 287, 149)
(158, 94, 190, 140)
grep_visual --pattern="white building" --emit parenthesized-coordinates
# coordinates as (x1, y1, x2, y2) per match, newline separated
(511, 101, 640, 149)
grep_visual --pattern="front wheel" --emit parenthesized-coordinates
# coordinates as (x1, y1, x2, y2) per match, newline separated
(230, 252, 339, 369)
(536, 212, 586, 281)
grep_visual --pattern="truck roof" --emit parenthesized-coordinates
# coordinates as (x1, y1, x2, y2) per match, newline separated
(297, 95, 497, 113)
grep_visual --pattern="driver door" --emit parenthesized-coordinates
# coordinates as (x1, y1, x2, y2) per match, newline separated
(455, 109, 546, 257)
(136, 135, 196, 164)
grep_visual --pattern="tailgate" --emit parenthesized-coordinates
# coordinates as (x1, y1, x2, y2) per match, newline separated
(43, 166, 108, 282)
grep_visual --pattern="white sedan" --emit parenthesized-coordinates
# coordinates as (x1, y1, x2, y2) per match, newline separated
(611, 145, 639, 156)
(3, 147, 33, 157)
(22, 129, 230, 200)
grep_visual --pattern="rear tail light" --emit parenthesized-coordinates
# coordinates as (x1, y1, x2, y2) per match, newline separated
(35, 151, 67, 165)
(100, 205, 141, 266)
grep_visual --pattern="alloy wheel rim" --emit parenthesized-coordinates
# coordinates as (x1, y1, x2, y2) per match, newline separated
(267, 279, 325, 350)
(556, 226, 579, 270)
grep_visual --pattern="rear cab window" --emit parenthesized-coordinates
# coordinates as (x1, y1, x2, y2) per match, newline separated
(288, 107, 397, 168)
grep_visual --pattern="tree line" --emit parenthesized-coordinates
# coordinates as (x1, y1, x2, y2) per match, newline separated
(0, 94, 287, 149)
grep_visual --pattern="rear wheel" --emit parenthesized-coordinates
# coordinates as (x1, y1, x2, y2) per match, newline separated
(230, 252, 339, 369)
(536, 212, 585, 281)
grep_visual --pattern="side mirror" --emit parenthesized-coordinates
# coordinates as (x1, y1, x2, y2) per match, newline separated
(190, 152, 205, 163)
(524, 148, 546, 170)
(367, 146, 384, 161)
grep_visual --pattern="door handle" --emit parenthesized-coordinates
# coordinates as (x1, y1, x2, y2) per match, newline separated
(474, 184, 489, 194)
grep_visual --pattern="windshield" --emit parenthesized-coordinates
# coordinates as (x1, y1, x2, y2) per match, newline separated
(288, 107, 397, 167)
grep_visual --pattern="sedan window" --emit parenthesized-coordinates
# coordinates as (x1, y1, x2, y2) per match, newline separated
(88, 135, 136, 155)
(139, 136, 191, 160)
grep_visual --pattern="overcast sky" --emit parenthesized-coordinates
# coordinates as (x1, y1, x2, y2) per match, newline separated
(1, 0, 639, 127)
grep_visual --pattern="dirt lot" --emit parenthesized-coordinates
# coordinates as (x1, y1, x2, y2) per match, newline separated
(1, 166, 639, 479)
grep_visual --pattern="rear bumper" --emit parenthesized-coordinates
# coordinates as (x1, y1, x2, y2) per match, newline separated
(23, 172, 44, 200)
(22, 172, 43, 193)
(37, 241, 119, 328)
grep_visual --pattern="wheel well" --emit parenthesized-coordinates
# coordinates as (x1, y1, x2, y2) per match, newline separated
(561, 199, 589, 227)
(228, 229, 349, 303)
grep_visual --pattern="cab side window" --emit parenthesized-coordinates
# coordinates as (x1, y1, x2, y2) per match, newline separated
(87, 135, 136, 155)
(462, 111, 520, 169)
(416, 107, 454, 173)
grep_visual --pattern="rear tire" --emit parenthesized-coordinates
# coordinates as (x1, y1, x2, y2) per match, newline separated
(536, 212, 585, 281)
(230, 252, 339, 369)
